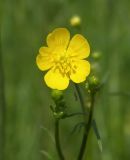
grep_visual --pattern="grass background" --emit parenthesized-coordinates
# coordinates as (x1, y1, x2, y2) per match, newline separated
(0, 0, 130, 159)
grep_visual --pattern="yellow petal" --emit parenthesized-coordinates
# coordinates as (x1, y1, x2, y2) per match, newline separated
(70, 60, 90, 83)
(44, 69, 69, 90)
(67, 34, 90, 59)
(47, 28, 70, 50)
(36, 47, 53, 71)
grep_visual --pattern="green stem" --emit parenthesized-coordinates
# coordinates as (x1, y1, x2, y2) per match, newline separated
(74, 84, 85, 113)
(55, 119, 65, 160)
(75, 84, 95, 160)
(78, 94, 95, 160)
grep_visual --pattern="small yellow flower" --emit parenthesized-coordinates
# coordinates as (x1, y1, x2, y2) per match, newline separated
(36, 28, 90, 90)
(70, 15, 81, 27)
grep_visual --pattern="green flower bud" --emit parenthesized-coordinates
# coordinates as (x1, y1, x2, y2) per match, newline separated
(89, 76, 99, 86)
(85, 76, 100, 93)
(51, 89, 63, 101)
(92, 51, 101, 60)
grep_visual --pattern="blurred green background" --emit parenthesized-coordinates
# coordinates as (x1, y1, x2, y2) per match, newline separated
(0, 0, 130, 160)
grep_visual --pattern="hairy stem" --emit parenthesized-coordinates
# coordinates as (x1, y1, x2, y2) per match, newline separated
(55, 119, 65, 160)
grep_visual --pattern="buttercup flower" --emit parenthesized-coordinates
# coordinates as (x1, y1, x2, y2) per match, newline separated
(36, 28, 90, 90)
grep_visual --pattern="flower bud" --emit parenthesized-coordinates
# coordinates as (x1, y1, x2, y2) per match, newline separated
(91, 51, 101, 60)
(51, 89, 63, 102)
(70, 15, 81, 27)
(89, 75, 99, 88)
(85, 75, 100, 93)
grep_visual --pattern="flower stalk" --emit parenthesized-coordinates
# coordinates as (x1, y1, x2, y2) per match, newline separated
(75, 81, 97, 160)
(54, 119, 65, 160)
(51, 90, 66, 160)
(77, 91, 95, 160)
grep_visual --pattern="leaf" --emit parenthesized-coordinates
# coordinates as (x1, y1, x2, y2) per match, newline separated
(92, 119, 102, 152)
(98, 140, 103, 152)
(40, 126, 55, 144)
(40, 150, 54, 160)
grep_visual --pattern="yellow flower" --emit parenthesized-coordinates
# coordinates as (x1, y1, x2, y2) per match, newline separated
(36, 28, 90, 90)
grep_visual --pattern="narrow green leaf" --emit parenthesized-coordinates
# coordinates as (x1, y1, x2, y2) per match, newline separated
(40, 126, 55, 144)
(98, 140, 103, 152)
(40, 150, 54, 160)
(92, 119, 102, 152)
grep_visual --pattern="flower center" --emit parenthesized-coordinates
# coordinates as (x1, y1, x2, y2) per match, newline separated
(52, 50, 77, 77)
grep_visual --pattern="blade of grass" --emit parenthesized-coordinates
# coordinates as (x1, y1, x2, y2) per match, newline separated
(40, 126, 55, 144)
(40, 150, 54, 160)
